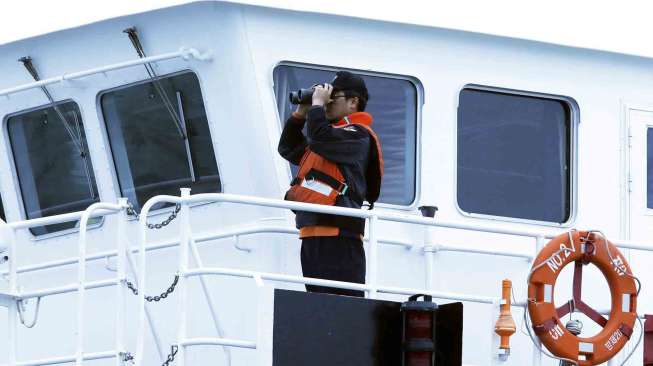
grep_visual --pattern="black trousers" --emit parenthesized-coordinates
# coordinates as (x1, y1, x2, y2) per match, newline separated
(300, 236, 366, 297)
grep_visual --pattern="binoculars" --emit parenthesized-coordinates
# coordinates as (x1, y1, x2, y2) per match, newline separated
(288, 88, 315, 105)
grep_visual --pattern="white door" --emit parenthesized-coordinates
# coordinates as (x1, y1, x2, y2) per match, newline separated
(627, 107, 653, 242)
(619, 106, 653, 365)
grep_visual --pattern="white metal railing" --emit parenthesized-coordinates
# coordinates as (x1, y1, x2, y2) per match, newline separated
(1, 190, 652, 365)
(0, 223, 533, 278)
(0, 47, 212, 98)
(134, 192, 653, 366)
(1, 201, 127, 366)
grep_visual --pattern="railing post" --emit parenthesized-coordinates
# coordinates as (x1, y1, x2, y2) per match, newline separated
(423, 227, 437, 290)
(116, 198, 128, 365)
(76, 208, 94, 365)
(177, 188, 192, 366)
(135, 203, 149, 366)
(189, 238, 232, 365)
(419, 207, 438, 290)
(367, 215, 379, 299)
(531, 236, 545, 366)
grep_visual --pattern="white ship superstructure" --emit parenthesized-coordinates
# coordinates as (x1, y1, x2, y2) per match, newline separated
(0, 1, 653, 365)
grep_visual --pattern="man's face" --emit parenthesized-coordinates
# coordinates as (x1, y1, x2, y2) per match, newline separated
(325, 91, 358, 122)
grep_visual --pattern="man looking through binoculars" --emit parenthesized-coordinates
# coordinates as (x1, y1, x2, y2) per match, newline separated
(278, 71, 384, 297)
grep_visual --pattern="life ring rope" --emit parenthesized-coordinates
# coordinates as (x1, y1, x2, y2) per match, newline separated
(589, 229, 642, 296)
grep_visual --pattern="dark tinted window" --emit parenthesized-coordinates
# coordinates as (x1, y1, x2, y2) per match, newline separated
(457, 88, 571, 223)
(274, 65, 418, 206)
(101, 71, 220, 211)
(646, 128, 653, 208)
(7, 101, 99, 235)
(0, 196, 4, 222)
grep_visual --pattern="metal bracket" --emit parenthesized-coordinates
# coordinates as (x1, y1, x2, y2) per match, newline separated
(423, 243, 440, 253)
(0, 292, 19, 308)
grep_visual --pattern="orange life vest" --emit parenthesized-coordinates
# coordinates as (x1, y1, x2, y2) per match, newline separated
(285, 112, 384, 209)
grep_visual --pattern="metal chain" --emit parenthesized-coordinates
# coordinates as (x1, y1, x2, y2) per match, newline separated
(125, 274, 179, 302)
(122, 345, 178, 365)
(162, 346, 179, 366)
(126, 201, 181, 229)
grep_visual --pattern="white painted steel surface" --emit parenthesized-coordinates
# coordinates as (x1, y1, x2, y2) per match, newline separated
(0, 1, 652, 365)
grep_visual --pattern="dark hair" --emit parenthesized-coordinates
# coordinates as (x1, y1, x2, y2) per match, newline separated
(344, 90, 368, 112)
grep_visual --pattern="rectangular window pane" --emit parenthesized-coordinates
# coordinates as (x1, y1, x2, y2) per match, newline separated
(274, 65, 417, 206)
(647, 129, 653, 209)
(7, 101, 99, 235)
(457, 88, 571, 223)
(101, 71, 221, 211)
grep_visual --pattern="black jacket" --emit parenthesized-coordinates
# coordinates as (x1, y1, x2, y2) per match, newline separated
(278, 106, 371, 234)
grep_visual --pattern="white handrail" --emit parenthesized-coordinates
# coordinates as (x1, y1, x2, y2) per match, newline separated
(179, 337, 257, 349)
(5, 194, 653, 251)
(115, 198, 128, 366)
(183, 266, 497, 304)
(7, 208, 118, 229)
(3, 350, 118, 366)
(0, 47, 212, 98)
(4, 191, 653, 365)
(126, 191, 653, 365)
(76, 202, 124, 366)
(4, 226, 412, 276)
(435, 243, 533, 260)
(177, 188, 191, 366)
(4, 226, 531, 277)
(135, 192, 653, 249)
(19, 279, 117, 300)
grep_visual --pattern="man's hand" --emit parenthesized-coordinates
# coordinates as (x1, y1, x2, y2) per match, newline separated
(294, 103, 311, 119)
(312, 83, 333, 107)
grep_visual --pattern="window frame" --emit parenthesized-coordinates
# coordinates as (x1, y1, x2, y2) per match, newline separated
(646, 127, 653, 213)
(3, 98, 103, 238)
(272, 61, 423, 210)
(455, 84, 579, 227)
(96, 69, 222, 218)
(0, 193, 5, 223)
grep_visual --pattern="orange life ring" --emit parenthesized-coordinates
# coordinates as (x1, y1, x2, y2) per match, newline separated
(527, 231, 638, 365)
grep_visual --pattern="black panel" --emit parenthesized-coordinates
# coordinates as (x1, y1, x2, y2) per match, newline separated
(272, 289, 463, 366)
(435, 302, 464, 366)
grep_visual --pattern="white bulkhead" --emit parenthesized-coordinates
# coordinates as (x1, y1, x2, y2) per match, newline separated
(0, 1, 652, 365)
